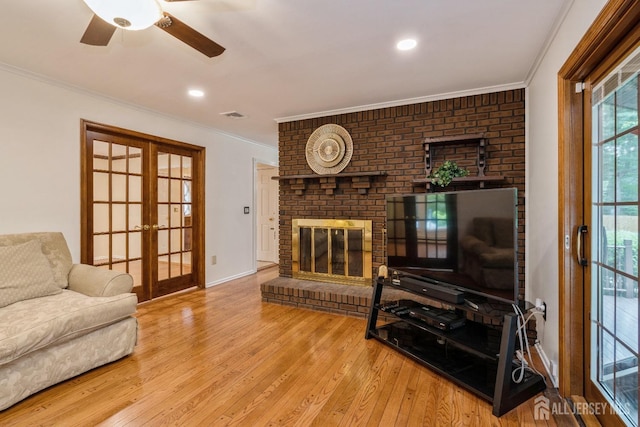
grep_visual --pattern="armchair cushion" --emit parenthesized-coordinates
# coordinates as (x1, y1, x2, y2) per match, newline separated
(0, 290, 137, 366)
(0, 240, 62, 308)
(0, 232, 72, 289)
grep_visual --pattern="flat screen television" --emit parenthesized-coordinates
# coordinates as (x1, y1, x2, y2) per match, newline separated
(386, 188, 518, 304)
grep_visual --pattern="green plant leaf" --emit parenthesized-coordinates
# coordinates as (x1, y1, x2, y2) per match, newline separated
(427, 161, 470, 187)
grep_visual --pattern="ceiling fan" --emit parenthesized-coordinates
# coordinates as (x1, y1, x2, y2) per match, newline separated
(79, 0, 225, 58)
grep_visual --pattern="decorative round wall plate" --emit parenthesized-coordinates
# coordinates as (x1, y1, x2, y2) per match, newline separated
(305, 124, 353, 175)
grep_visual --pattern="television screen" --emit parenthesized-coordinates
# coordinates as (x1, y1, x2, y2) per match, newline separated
(386, 188, 518, 303)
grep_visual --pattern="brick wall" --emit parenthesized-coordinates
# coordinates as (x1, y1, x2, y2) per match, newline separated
(278, 89, 526, 301)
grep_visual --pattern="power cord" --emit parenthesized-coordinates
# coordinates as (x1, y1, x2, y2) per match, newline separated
(511, 304, 546, 386)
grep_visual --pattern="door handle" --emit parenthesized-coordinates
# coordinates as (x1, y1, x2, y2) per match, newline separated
(134, 225, 150, 231)
(576, 225, 588, 266)
(152, 224, 167, 230)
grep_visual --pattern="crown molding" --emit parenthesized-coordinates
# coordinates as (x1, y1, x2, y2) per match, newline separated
(274, 82, 527, 124)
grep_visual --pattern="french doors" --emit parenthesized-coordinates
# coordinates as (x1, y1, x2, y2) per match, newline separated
(81, 121, 205, 302)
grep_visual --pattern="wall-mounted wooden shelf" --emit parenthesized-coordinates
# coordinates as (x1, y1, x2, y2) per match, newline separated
(274, 171, 387, 195)
(413, 175, 505, 191)
(417, 133, 503, 191)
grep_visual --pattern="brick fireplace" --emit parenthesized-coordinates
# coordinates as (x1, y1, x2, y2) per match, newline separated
(263, 89, 526, 316)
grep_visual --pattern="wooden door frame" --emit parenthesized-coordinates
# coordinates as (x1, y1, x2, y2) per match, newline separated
(80, 119, 206, 294)
(558, 0, 640, 422)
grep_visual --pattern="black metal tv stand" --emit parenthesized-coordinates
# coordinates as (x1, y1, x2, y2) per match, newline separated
(365, 277, 546, 417)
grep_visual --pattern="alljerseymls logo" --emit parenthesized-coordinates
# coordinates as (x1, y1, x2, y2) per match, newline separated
(534, 394, 621, 420)
(534, 396, 550, 420)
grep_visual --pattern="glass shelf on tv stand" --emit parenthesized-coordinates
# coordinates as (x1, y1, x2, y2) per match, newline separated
(381, 277, 533, 322)
(374, 302, 500, 361)
(365, 277, 546, 417)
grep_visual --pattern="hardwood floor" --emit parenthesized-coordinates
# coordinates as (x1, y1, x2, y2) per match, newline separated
(1, 267, 571, 426)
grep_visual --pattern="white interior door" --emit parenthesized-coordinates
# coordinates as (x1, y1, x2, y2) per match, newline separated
(257, 164, 279, 263)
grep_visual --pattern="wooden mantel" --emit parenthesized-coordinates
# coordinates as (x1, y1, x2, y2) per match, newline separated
(273, 171, 387, 195)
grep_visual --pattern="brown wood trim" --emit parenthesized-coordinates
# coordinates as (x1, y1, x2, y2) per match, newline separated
(559, 0, 640, 80)
(557, 76, 585, 397)
(83, 119, 205, 152)
(411, 176, 504, 184)
(273, 171, 387, 180)
(148, 143, 159, 300)
(80, 120, 91, 264)
(557, 2, 640, 424)
(94, 153, 142, 161)
(193, 147, 206, 289)
(423, 133, 485, 143)
(589, 23, 640, 87)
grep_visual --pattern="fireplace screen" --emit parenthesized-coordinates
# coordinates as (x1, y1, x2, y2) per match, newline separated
(293, 219, 372, 285)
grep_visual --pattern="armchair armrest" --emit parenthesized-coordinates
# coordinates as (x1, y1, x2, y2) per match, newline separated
(460, 235, 493, 255)
(68, 264, 134, 297)
(479, 250, 514, 268)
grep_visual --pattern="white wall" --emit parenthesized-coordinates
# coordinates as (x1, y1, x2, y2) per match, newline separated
(527, 0, 606, 379)
(0, 66, 277, 287)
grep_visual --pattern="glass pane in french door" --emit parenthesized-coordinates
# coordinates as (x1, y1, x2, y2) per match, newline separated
(590, 47, 639, 426)
(156, 151, 192, 282)
(92, 139, 144, 291)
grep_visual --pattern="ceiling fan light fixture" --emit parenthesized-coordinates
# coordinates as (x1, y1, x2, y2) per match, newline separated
(82, 0, 163, 31)
(396, 38, 417, 51)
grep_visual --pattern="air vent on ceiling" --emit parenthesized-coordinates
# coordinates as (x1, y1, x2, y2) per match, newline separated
(220, 111, 247, 119)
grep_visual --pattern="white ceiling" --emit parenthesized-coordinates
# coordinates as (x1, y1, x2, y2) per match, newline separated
(0, 0, 572, 147)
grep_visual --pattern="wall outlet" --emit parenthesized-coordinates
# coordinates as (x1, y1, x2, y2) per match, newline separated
(535, 298, 547, 321)
(211, 255, 217, 265)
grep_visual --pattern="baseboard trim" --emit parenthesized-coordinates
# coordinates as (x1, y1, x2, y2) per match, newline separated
(205, 269, 256, 288)
(535, 342, 559, 388)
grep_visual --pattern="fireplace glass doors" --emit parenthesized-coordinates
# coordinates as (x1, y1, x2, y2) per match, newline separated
(292, 219, 372, 286)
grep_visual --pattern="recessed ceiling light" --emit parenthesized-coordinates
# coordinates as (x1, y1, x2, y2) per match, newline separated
(188, 89, 205, 98)
(397, 39, 417, 51)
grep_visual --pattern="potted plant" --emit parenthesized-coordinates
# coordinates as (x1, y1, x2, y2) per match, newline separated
(427, 160, 470, 187)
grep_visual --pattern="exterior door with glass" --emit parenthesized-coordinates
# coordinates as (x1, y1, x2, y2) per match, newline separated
(588, 46, 639, 427)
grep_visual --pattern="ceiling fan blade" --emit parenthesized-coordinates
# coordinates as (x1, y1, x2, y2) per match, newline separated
(156, 13, 225, 58)
(80, 15, 117, 46)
